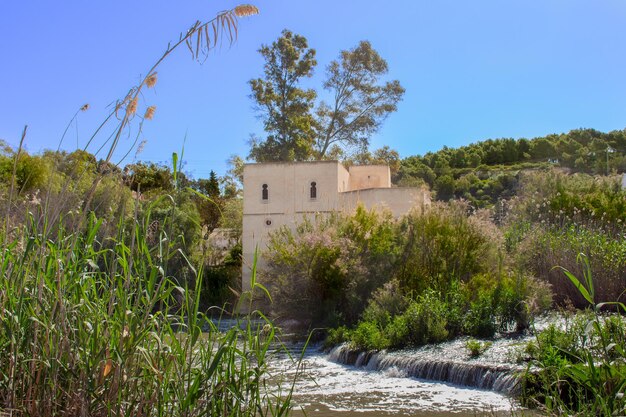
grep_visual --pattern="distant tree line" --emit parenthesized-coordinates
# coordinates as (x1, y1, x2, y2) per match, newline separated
(396, 128, 626, 206)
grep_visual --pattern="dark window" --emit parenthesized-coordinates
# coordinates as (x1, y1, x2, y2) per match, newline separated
(310, 181, 317, 199)
(262, 184, 268, 200)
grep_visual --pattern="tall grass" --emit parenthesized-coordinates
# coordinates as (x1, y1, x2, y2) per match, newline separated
(0, 5, 300, 415)
(521, 255, 626, 416)
(0, 206, 295, 416)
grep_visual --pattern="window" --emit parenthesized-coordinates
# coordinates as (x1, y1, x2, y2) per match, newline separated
(310, 181, 317, 199)
(262, 184, 268, 201)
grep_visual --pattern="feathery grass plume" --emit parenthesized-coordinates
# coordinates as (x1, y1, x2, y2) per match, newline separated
(126, 97, 138, 116)
(80, 103, 90, 111)
(144, 105, 156, 120)
(146, 72, 158, 88)
(234, 4, 259, 17)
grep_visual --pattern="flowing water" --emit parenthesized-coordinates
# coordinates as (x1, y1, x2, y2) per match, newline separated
(212, 317, 556, 416)
(271, 339, 534, 417)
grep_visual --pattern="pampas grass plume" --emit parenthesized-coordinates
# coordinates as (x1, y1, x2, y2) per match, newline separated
(144, 105, 156, 120)
(234, 5, 259, 17)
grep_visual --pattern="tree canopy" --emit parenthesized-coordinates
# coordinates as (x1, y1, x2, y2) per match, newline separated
(315, 41, 405, 159)
(247, 31, 403, 162)
(248, 30, 317, 162)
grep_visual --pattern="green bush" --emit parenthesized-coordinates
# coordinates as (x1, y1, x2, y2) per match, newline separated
(351, 321, 389, 351)
(324, 326, 351, 349)
(521, 260, 626, 415)
(396, 202, 501, 295)
(386, 314, 410, 348)
(361, 279, 409, 328)
(403, 291, 449, 346)
(264, 207, 399, 327)
(463, 293, 497, 338)
(465, 339, 493, 358)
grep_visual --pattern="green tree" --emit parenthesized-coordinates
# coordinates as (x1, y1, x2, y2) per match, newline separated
(191, 170, 223, 235)
(0, 151, 47, 193)
(342, 146, 401, 178)
(315, 41, 405, 158)
(248, 30, 317, 162)
(123, 162, 172, 192)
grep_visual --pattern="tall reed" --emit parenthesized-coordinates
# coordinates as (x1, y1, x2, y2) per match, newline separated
(0, 204, 295, 416)
(521, 254, 626, 416)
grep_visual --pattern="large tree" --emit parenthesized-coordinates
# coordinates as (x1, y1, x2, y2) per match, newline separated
(248, 30, 317, 162)
(315, 41, 405, 158)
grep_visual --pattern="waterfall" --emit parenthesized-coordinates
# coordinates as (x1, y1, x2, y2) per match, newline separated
(327, 343, 523, 395)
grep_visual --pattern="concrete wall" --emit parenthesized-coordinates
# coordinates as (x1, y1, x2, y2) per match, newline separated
(348, 165, 391, 190)
(340, 187, 430, 217)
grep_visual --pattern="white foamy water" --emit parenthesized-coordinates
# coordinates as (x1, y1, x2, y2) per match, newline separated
(271, 345, 522, 416)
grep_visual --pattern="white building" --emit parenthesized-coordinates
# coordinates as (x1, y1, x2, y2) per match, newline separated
(241, 161, 429, 291)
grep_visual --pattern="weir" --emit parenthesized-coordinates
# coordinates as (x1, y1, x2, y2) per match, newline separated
(327, 341, 525, 395)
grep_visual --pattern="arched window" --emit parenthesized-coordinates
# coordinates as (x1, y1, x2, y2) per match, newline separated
(310, 181, 317, 199)
(262, 184, 268, 201)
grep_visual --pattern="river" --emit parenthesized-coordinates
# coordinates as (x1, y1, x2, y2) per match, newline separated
(213, 318, 545, 416)
(272, 342, 532, 417)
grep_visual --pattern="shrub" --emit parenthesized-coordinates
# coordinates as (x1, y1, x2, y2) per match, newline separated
(324, 326, 351, 349)
(361, 279, 409, 328)
(465, 339, 493, 358)
(463, 293, 497, 338)
(351, 321, 389, 351)
(403, 291, 449, 346)
(396, 202, 501, 295)
(264, 207, 398, 327)
(495, 273, 553, 332)
(521, 260, 626, 415)
(386, 314, 410, 348)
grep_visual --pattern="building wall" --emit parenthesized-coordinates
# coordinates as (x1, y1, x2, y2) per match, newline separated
(242, 161, 341, 291)
(348, 165, 391, 190)
(339, 187, 429, 217)
(241, 161, 429, 293)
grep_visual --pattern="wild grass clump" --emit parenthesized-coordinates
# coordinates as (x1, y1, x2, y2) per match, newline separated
(0, 210, 294, 417)
(465, 339, 492, 358)
(507, 171, 626, 306)
(521, 255, 626, 416)
(517, 224, 626, 306)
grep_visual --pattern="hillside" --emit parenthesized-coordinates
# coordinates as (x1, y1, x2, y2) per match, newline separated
(395, 127, 626, 206)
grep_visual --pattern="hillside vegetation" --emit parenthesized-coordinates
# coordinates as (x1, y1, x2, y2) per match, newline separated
(396, 127, 626, 206)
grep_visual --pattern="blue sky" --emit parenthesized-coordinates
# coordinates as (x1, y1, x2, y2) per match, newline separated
(1, 1, 626, 178)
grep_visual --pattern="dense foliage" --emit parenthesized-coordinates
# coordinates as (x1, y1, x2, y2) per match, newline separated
(397, 127, 626, 206)
(0, 143, 243, 307)
(507, 171, 626, 306)
(266, 164, 624, 357)
(263, 203, 552, 345)
(0, 206, 292, 417)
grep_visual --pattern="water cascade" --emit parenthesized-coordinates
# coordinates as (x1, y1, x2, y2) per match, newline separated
(327, 337, 528, 395)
